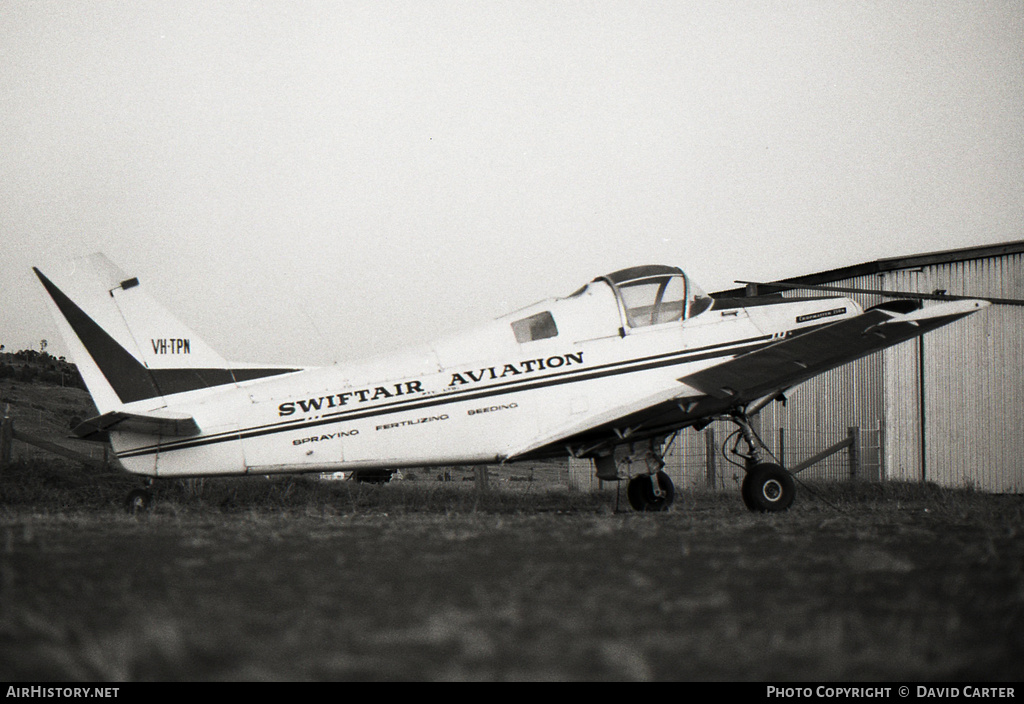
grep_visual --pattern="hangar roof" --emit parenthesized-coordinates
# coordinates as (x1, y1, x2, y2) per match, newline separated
(714, 239, 1024, 298)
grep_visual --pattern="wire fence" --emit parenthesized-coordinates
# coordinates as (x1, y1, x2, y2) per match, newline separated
(3, 407, 883, 497)
(568, 423, 883, 493)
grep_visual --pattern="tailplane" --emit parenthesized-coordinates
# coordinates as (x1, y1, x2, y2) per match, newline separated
(34, 254, 298, 413)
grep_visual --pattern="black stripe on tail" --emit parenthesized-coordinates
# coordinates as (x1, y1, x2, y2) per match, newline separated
(34, 268, 298, 404)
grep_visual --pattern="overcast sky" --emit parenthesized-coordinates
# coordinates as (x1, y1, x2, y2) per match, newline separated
(2, 1, 1022, 365)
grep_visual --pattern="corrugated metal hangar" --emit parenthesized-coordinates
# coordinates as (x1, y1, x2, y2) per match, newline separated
(660, 240, 1024, 494)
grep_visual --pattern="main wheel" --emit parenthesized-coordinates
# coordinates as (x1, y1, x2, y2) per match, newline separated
(125, 488, 153, 515)
(741, 463, 795, 513)
(627, 471, 675, 512)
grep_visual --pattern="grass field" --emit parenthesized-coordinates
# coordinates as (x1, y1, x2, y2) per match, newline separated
(0, 461, 1022, 682)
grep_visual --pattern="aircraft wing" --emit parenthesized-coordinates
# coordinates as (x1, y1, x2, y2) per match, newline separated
(505, 299, 987, 462)
(73, 410, 201, 441)
(681, 298, 989, 404)
(504, 383, 697, 461)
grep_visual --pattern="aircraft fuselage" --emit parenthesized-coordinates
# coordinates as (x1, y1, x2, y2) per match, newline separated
(108, 293, 860, 478)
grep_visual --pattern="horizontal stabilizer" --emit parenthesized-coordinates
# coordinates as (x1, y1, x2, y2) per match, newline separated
(73, 410, 201, 441)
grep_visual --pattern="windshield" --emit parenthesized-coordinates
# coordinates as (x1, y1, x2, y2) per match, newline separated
(600, 265, 712, 327)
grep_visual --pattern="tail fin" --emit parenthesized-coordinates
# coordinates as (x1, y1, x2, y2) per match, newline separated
(34, 254, 297, 413)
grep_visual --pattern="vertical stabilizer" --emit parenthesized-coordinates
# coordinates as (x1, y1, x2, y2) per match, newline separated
(79, 254, 232, 371)
(34, 254, 298, 413)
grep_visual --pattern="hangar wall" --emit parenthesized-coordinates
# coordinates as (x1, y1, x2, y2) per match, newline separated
(879, 254, 1024, 491)
(660, 242, 1024, 494)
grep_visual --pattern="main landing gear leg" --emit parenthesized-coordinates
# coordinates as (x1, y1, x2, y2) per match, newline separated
(727, 411, 796, 513)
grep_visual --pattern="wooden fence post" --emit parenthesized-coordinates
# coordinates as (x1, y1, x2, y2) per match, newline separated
(475, 465, 490, 492)
(704, 427, 717, 489)
(847, 426, 860, 480)
(0, 413, 12, 471)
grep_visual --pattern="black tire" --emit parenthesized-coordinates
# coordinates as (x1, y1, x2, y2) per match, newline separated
(741, 463, 795, 513)
(125, 488, 153, 515)
(626, 471, 675, 511)
(626, 476, 646, 510)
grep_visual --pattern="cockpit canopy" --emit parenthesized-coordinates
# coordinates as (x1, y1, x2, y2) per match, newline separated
(597, 265, 713, 328)
(501, 264, 714, 350)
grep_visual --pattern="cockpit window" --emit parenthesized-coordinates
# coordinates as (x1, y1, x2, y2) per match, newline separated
(512, 311, 558, 343)
(599, 265, 713, 328)
(619, 276, 685, 327)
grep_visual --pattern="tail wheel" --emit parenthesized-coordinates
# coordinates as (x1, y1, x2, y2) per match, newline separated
(741, 463, 795, 513)
(125, 488, 153, 515)
(627, 471, 675, 512)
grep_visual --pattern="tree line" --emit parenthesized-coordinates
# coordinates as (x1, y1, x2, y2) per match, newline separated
(0, 346, 86, 389)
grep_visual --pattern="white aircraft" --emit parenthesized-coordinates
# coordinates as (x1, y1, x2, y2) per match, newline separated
(34, 254, 989, 513)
